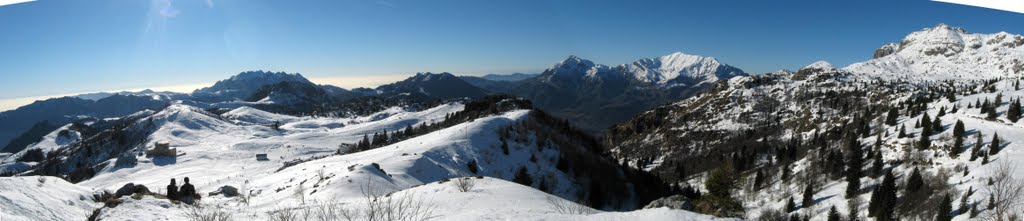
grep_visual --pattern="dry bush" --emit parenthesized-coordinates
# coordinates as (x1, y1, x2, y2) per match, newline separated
(757, 208, 786, 221)
(306, 200, 358, 221)
(360, 181, 436, 221)
(266, 179, 436, 221)
(452, 177, 476, 192)
(546, 196, 595, 215)
(183, 204, 233, 221)
(294, 184, 307, 205)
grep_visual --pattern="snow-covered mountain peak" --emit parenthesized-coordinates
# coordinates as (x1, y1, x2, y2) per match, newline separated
(624, 52, 745, 85)
(410, 72, 458, 82)
(192, 71, 317, 102)
(802, 60, 836, 71)
(226, 71, 309, 83)
(546, 55, 608, 79)
(897, 23, 971, 57)
(845, 24, 1024, 80)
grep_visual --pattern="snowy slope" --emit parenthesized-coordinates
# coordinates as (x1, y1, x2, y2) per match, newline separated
(751, 78, 1024, 220)
(92, 177, 731, 221)
(18, 100, 717, 220)
(79, 102, 463, 193)
(0, 123, 79, 163)
(0, 176, 99, 221)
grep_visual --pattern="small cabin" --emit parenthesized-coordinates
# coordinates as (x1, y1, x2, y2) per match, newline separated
(256, 154, 269, 161)
(145, 142, 177, 157)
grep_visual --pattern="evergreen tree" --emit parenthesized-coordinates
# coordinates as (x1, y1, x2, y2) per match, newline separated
(938, 106, 947, 117)
(885, 109, 899, 126)
(512, 166, 533, 186)
(918, 127, 931, 150)
(788, 213, 801, 221)
(802, 183, 814, 208)
(827, 206, 841, 221)
(359, 134, 371, 151)
(846, 135, 863, 198)
(868, 171, 897, 220)
(785, 197, 796, 213)
(971, 132, 983, 161)
(990, 132, 1001, 155)
(1008, 99, 1022, 122)
(982, 99, 991, 114)
(953, 120, 966, 138)
(467, 160, 479, 174)
(781, 164, 792, 181)
(932, 117, 943, 132)
(754, 169, 765, 190)
(921, 113, 932, 132)
(898, 125, 906, 138)
(848, 201, 860, 221)
(872, 151, 884, 178)
(705, 163, 738, 198)
(936, 194, 952, 221)
(700, 163, 743, 215)
(906, 168, 924, 193)
(959, 191, 971, 215)
(970, 201, 979, 218)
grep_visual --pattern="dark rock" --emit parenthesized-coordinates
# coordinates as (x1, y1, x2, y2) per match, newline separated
(209, 185, 240, 197)
(642, 195, 695, 211)
(115, 183, 136, 198)
(115, 183, 150, 198)
(873, 43, 898, 59)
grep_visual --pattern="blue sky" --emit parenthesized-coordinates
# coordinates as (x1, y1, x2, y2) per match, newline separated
(0, 0, 1023, 101)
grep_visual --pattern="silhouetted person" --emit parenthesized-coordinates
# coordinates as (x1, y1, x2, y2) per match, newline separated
(180, 177, 196, 204)
(166, 178, 179, 201)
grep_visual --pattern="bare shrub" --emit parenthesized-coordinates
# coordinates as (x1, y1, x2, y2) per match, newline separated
(546, 196, 595, 215)
(452, 177, 476, 192)
(266, 179, 436, 221)
(986, 161, 1024, 221)
(360, 179, 436, 221)
(183, 204, 233, 221)
(757, 208, 786, 221)
(294, 184, 307, 205)
(305, 200, 358, 221)
(266, 207, 300, 221)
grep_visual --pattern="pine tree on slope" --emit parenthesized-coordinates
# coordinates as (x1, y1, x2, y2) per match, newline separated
(845, 135, 863, 198)
(827, 206, 841, 221)
(802, 182, 814, 208)
(990, 132, 1001, 155)
(936, 194, 952, 221)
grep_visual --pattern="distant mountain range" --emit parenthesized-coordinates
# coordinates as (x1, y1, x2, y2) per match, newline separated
(0, 52, 746, 152)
